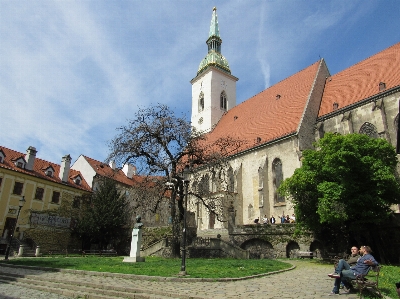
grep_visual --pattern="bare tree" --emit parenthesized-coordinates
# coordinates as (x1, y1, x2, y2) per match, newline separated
(108, 104, 246, 257)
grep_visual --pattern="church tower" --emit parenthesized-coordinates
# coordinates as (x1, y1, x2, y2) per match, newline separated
(191, 7, 238, 133)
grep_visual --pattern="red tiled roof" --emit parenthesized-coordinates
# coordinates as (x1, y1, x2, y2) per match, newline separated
(319, 42, 400, 117)
(204, 61, 322, 151)
(0, 146, 91, 192)
(82, 155, 145, 187)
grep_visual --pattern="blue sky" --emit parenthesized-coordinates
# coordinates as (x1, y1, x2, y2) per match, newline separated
(1, 1, 399, 166)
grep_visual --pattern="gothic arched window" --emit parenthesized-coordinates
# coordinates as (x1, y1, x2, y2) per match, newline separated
(258, 167, 264, 207)
(211, 171, 217, 193)
(198, 92, 204, 112)
(272, 158, 284, 203)
(227, 167, 234, 193)
(359, 122, 378, 139)
(220, 91, 227, 111)
(199, 174, 210, 195)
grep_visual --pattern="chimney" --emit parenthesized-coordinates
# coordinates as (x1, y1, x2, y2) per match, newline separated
(25, 146, 37, 171)
(109, 160, 116, 170)
(122, 163, 136, 179)
(59, 154, 72, 182)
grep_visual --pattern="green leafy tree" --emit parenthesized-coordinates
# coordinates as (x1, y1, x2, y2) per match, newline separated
(279, 133, 400, 238)
(76, 178, 132, 250)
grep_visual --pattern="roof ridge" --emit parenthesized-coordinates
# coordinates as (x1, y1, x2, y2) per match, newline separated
(330, 42, 400, 78)
(0, 145, 60, 167)
(235, 60, 321, 109)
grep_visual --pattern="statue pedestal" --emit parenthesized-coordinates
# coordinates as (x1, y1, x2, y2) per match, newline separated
(123, 256, 145, 262)
(123, 227, 145, 263)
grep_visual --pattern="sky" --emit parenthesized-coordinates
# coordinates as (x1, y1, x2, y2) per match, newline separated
(1, 1, 400, 166)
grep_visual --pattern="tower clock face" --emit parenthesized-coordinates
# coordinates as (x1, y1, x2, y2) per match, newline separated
(221, 80, 226, 88)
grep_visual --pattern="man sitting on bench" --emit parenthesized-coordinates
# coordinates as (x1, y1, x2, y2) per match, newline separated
(328, 245, 378, 295)
(336, 246, 360, 289)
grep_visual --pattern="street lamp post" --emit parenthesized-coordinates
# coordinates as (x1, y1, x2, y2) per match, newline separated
(4, 196, 26, 260)
(179, 165, 190, 276)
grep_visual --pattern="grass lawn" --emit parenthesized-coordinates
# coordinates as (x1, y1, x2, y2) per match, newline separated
(376, 264, 400, 299)
(2, 256, 291, 279)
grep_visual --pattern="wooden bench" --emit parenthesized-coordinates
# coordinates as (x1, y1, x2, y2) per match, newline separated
(47, 249, 68, 256)
(46, 249, 83, 256)
(296, 251, 314, 258)
(82, 249, 118, 257)
(352, 265, 382, 298)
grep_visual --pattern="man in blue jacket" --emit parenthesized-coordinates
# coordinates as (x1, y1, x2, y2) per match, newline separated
(328, 245, 378, 295)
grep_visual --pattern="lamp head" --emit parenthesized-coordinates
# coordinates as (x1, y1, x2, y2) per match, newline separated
(165, 182, 175, 189)
(19, 196, 26, 208)
(183, 165, 190, 182)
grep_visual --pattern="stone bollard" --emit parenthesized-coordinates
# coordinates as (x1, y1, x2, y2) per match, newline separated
(18, 245, 25, 257)
(35, 246, 41, 257)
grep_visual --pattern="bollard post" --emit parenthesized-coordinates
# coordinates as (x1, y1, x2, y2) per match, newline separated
(18, 245, 25, 257)
(35, 246, 41, 257)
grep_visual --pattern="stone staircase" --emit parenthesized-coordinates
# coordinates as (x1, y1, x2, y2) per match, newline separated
(0, 266, 204, 299)
(8, 238, 36, 257)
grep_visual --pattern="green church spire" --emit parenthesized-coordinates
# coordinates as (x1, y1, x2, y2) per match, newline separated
(208, 7, 220, 39)
(197, 7, 231, 75)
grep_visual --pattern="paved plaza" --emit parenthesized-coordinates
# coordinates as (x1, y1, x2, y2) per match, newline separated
(0, 259, 364, 299)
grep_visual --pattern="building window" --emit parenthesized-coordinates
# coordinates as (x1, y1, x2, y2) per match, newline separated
(258, 167, 264, 207)
(13, 182, 23, 195)
(17, 162, 23, 168)
(0, 177, 3, 187)
(220, 91, 227, 110)
(248, 204, 254, 220)
(34, 187, 44, 200)
(198, 92, 204, 112)
(199, 174, 210, 195)
(51, 191, 60, 204)
(227, 167, 234, 192)
(211, 171, 217, 193)
(359, 122, 378, 139)
(46, 170, 53, 177)
(272, 158, 284, 203)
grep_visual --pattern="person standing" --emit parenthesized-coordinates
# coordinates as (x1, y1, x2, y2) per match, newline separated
(280, 215, 285, 223)
(270, 215, 276, 224)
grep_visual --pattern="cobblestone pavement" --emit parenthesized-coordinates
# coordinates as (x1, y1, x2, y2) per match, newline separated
(0, 259, 361, 299)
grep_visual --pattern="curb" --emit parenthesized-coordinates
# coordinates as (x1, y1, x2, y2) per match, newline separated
(0, 260, 296, 282)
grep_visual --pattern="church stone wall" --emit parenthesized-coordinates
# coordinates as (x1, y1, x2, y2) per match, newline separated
(231, 137, 301, 225)
(381, 92, 400, 144)
(319, 91, 399, 145)
(230, 224, 314, 258)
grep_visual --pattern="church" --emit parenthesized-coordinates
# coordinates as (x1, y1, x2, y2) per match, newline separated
(189, 8, 400, 231)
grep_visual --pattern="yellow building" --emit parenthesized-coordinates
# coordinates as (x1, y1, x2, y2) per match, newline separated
(0, 145, 91, 254)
